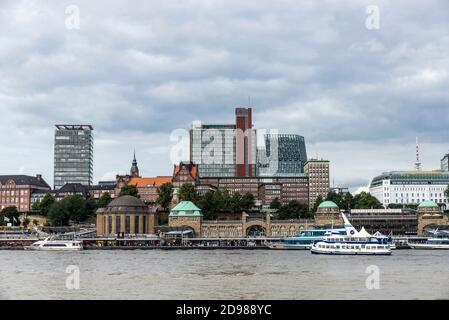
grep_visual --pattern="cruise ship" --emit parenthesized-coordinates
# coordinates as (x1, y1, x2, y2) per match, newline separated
(310, 213, 392, 255)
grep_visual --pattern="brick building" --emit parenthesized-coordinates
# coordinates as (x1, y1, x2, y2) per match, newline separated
(172, 161, 198, 189)
(304, 159, 330, 208)
(0, 175, 51, 212)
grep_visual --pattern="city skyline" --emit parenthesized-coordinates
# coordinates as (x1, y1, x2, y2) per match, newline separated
(1, 0, 449, 192)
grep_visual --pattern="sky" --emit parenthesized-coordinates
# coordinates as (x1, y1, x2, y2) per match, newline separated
(0, 0, 448, 192)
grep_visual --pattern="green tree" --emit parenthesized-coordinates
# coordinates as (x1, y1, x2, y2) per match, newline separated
(342, 192, 355, 210)
(325, 190, 344, 208)
(47, 195, 96, 226)
(156, 182, 173, 211)
(312, 195, 324, 213)
(97, 192, 112, 208)
(38, 193, 55, 216)
(212, 189, 225, 210)
(230, 192, 242, 212)
(179, 183, 198, 202)
(31, 200, 41, 212)
(270, 197, 282, 210)
(240, 192, 255, 210)
(47, 201, 70, 226)
(277, 200, 310, 219)
(198, 190, 216, 217)
(445, 184, 449, 201)
(221, 189, 232, 211)
(1, 206, 20, 226)
(119, 185, 139, 197)
(353, 192, 383, 209)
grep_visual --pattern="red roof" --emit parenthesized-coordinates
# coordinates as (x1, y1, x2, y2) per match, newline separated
(128, 176, 172, 187)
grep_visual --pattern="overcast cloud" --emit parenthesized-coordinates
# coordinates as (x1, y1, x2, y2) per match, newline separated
(0, 0, 448, 191)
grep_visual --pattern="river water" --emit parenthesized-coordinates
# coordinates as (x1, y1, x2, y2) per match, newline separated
(0, 250, 448, 300)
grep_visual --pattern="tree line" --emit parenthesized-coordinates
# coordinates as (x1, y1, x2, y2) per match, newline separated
(2, 183, 448, 227)
(155, 182, 256, 218)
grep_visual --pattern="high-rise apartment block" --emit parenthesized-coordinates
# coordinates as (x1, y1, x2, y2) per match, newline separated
(304, 159, 330, 208)
(54, 125, 93, 190)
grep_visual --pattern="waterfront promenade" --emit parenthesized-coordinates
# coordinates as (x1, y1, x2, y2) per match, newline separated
(0, 234, 428, 250)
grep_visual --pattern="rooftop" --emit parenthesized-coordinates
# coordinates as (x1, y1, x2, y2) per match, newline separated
(418, 201, 439, 208)
(170, 201, 203, 216)
(107, 195, 147, 208)
(55, 124, 93, 130)
(0, 175, 50, 189)
(318, 201, 339, 209)
(128, 176, 172, 187)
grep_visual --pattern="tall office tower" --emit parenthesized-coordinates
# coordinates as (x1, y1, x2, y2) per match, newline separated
(190, 122, 237, 177)
(54, 125, 93, 190)
(190, 107, 256, 178)
(441, 153, 449, 171)
(304, 159, 330, 208)
(235, 107, 256, 177)
(257, 134, 307, 176)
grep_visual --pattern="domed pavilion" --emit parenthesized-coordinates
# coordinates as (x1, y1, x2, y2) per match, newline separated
(96, 195, 156, 236)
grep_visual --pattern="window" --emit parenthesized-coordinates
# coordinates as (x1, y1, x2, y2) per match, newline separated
(125, 216, 130, 234)
(135, 216, 139, 234)
(116, 216, 121, 234)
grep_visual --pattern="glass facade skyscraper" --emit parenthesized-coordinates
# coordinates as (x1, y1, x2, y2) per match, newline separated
(54, 125, 93, 190)
(257, 134, 307, 176)
(190, 123, 237, 177)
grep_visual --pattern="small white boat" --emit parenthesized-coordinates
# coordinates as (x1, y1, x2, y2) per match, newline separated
(25, 237, 83, 251)
(310, 213, 392, 256)
(409, 238, 449, 250)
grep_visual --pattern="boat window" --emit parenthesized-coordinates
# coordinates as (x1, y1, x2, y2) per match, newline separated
(43, 244, 67, 247)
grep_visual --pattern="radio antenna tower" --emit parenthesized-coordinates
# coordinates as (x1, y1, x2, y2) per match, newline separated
(415, 137, 422, 171)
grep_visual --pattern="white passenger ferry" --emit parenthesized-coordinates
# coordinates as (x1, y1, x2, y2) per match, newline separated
(409, 230, 449, 250)
(268, 227, 347, 250)
(25, 237, 83, 251)
(310, 213, 392, 256)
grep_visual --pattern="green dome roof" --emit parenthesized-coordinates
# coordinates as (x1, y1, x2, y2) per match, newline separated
(318, 201, 339, 209)
(418, 201, 439, 208)
(170, 201, 202, 216)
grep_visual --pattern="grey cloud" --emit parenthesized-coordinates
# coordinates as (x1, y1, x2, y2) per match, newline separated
(0, 0, 448, 190)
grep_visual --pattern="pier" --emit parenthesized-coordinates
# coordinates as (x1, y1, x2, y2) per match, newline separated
(0, 233, 429, 250)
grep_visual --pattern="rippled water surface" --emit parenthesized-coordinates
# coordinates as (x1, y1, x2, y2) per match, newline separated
(0, 250, 448, 300)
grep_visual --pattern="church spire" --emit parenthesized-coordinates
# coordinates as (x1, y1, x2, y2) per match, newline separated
(130, 150, 140, 177)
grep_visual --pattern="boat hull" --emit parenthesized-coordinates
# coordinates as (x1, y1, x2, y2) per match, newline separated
(268, 243, 311, 250)
(310, 248, 392, 255)
(408, 243, 449, 250)
(24, 246, 83, 251)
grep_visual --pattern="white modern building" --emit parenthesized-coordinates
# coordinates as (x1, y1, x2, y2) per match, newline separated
(370, 170, 449, 209)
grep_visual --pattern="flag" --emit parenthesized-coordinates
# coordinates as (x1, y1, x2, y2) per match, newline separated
(4, 217, 10, 222)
